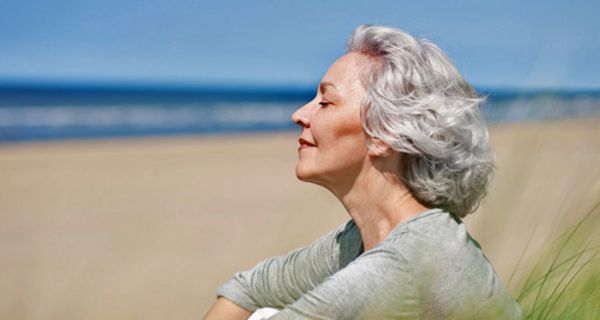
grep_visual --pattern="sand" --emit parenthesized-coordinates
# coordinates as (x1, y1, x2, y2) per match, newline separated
(1, 116, 599, 319)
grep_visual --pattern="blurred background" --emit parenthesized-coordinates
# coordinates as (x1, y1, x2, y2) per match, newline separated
(1, 1, 599, 319)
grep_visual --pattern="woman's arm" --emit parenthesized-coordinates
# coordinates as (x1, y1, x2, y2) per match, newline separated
(267, 246, 419, 320)
(214, 220, 360, 311)
(203, 297, 252, 320)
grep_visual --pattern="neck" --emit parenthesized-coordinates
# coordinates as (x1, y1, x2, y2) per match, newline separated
(331, 157, 430, 252)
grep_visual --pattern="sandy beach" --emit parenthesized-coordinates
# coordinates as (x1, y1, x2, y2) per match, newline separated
(1, 116, 599, 319)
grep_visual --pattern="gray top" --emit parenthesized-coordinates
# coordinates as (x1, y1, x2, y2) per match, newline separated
(217, 208, 521, 319)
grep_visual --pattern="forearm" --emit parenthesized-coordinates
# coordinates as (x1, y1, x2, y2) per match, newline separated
(216, 222, 349, 309)
(203, 297, 252, 320)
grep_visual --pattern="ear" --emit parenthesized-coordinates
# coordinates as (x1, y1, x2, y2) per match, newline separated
(367, 137, 393, 157)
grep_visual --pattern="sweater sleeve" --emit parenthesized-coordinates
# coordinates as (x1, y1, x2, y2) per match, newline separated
(267, 245, 420, 320)
(216, 220, 355, 311)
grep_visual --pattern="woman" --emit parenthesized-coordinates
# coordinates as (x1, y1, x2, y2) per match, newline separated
(204, 25, 521, 319)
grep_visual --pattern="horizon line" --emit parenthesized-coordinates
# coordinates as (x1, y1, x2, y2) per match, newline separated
(1, 77, 599, 94)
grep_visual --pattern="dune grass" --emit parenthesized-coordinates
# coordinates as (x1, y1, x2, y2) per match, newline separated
(515, 201, 600, 319)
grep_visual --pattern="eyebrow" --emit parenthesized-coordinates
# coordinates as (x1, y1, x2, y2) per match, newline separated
(319, 81, 338, 93)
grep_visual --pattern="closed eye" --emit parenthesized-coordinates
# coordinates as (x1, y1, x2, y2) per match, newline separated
(319, 101, 331, 107)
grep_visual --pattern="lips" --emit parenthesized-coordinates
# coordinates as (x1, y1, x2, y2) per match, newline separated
(299, 137, 316, 147)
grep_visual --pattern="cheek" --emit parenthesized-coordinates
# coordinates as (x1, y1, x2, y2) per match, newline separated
(333, 115, 364, 138)
(311, 107, 366, 152)
(325, 114, 369, 161)
(330, 108, 366, 146)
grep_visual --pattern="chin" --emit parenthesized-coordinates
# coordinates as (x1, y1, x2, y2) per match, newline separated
(295, 164, 319, 183)
(295, 167, 311, 182)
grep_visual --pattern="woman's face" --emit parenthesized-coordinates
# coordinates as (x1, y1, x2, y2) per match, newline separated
(291, 52, 373, 190)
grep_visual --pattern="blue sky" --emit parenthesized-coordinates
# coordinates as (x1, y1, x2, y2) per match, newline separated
(1, 0, 598, 89)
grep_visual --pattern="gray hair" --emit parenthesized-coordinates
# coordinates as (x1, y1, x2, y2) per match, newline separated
(348, 25, 494, 218)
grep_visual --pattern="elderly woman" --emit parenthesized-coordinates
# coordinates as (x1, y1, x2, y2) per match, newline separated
(203, 25, 521, 319)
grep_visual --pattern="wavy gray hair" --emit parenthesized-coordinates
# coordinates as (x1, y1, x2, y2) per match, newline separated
(348, 25, 494, 218)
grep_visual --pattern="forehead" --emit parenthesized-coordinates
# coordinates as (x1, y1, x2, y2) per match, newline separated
(321, 52, 375, 92)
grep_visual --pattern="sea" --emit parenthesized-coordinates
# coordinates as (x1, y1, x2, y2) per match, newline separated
(0, 82, 599, 143)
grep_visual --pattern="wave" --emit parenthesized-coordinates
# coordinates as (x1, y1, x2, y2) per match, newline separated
(0, 86, 599, 142)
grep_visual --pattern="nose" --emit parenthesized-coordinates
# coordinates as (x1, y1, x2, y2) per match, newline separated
(291, 100, 313, 128)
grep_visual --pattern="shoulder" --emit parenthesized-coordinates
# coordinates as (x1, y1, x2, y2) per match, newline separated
(384, 209, 473, 258)
(379, 209, 521, 319)
(375, 209, 490, 293)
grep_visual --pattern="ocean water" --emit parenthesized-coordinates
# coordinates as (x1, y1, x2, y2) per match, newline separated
(0, 83, 599, 143)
